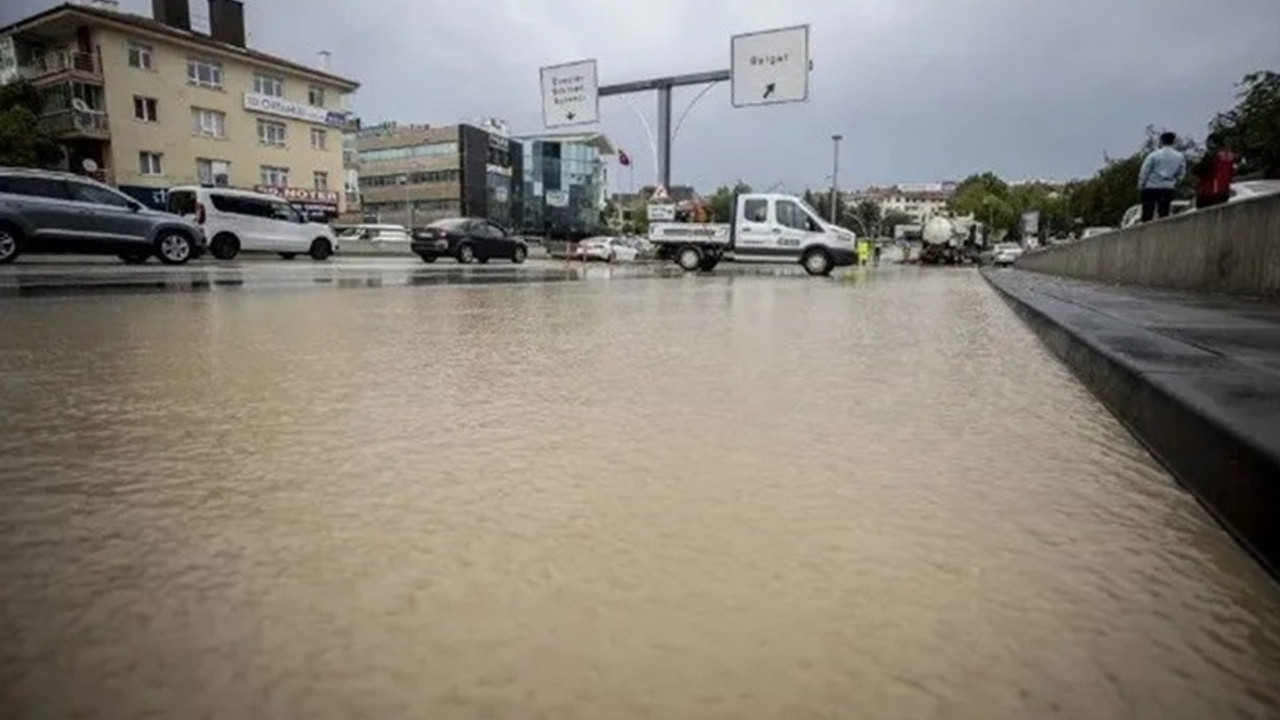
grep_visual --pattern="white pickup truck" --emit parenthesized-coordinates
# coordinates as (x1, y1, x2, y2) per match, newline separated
(648, 193, 857, 275)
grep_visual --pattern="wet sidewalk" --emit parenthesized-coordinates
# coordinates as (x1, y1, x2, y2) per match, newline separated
(983, 268, 1280, 577)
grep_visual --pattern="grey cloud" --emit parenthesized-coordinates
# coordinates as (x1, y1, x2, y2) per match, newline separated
(5, 0, 1278, 193)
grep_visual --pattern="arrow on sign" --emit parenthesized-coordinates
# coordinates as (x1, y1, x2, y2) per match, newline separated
(566, 111, 577, 120)
(763, 83, 776, 99)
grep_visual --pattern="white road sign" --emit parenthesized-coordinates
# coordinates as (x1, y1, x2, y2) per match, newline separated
(731, 25, 810, 108)
(540, 59, 600, 128)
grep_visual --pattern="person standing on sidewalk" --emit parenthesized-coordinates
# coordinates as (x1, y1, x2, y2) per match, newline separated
(1194, 134, 1235, 209)
(1138, 132, 1186, 222)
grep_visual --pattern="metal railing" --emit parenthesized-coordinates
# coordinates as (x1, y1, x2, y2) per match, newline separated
(43, 109, 110, 137)
(22, 50, 102, 79)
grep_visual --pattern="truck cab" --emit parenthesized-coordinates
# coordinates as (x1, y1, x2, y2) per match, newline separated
(649, 193, 856, 275)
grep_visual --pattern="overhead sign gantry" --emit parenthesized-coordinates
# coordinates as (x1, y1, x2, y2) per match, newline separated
(539, 25, 811, 190)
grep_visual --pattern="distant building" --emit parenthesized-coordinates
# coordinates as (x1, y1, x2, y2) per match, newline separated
(514, 131, 614, 239)
(351, 121, 522, 228)
(848, 181, 957, 225)
(0, 0, 359, 216)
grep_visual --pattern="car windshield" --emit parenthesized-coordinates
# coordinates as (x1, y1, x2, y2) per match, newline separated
(428, 219, 470, 231)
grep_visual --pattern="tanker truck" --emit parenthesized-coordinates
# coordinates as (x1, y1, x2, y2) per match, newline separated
(919, 215, 982, 265)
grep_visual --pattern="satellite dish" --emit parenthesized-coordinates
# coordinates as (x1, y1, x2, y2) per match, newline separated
(72, 98, 90, 112)
(81, 158, 98, 173)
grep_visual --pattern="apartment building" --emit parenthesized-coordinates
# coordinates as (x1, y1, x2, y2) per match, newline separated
(352, 121, 522, 228)
(848, 182, 957, 225)
(0, 0, 359, 216)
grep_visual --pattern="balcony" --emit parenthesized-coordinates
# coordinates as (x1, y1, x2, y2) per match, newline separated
(21, 50, 103, 86)
(43, 109, 110, 140)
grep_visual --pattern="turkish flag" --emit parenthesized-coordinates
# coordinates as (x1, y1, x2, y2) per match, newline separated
(618, 150, 631, 167)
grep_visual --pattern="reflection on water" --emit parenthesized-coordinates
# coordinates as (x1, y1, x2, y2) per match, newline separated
(1, 267, 1278, 719)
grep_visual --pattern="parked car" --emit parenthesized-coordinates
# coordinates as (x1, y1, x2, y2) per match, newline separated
(576, 236, 640, 262)
(335, 224, 410, 244)
(0, 166, 204, 265)
(1081, 226, 1117, 239)
(1229, 180, 1280, 203)
(166, 186, 338, 261)
(992, 242, 1024, 266)
(410, 218, 528, 264)
(1119, 200, 1194, 228)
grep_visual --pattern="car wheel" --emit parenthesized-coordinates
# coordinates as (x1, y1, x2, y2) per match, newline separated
(309, 238, 333, 261)
(512, 245, 527, 264)
(677, 245, 702, 272)
(118, 253, 149, 265)
(802, 248, 833, 276)
(279, 253, 298, 260)
(209, 232, 240, 260)
(156, 231, 195, 265)
(457, 243, 475, 264)
(0, 223, 23, 264)
(419, 254, 437, 263)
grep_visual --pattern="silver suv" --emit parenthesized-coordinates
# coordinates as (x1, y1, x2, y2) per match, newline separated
(0, 167, 205, 265)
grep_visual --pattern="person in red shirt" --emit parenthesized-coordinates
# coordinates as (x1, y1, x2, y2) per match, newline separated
(1195, 134, 1235, 209)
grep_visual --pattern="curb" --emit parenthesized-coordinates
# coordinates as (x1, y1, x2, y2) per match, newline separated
(982, 269, 1280, 579)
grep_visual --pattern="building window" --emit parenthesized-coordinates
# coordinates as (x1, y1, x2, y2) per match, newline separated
(313, 171, 329, 191)
(308, 85, 325, 107)
(127, 41, 153, 70)
(310, 128, 326, 150)
(138, 152, 163, 176)
(356, 142, 459, 163)
(196, 159, 230, 186)
(257, 119, 287, 146)
(187, 57, 223, 88)
(132, 96, 157, 122)
(191, 107, 226, 138)
(253, 73, 284, 98)
(260, 166, 289, 187)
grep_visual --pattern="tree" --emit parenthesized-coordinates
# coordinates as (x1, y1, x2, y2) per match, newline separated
(0, 80, 62, 169)
(707, 181, 752, 222)
(849, 199, 882, 237)
(881, 210, 915, 236)
(1211, 70, 1280, 178)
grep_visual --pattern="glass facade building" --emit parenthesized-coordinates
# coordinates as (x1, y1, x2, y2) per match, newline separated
(516, 133, 613, 239)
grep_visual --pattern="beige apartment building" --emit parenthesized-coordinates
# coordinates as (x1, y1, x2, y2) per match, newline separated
(0, 0, 359, 215)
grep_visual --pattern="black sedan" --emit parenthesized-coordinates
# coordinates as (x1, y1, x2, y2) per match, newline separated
(410, 218, 528, 264)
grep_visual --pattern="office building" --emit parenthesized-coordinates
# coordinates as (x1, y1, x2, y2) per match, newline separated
(0, 0, 359, 216)
(352, 120, 522, 227)
(515, 132, 614, 239)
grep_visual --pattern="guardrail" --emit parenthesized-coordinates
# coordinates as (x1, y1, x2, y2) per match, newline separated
(43, 109, 110, 138)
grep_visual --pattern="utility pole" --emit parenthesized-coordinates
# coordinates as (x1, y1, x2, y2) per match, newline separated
(829, 134, 843, 224)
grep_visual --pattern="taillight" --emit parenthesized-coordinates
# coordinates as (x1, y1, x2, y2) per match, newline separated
(195, 202, 206, 225)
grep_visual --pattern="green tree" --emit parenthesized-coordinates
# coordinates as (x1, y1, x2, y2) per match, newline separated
(881, 209, 915, 235)
(849, 199, 882, 237)
(1211, 70, 1280, 178)
(0, 80, 62, 168)
(708, 182, 752, 222)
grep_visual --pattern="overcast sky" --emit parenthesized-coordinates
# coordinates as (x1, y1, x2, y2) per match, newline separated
(5, 0, 1279, 193)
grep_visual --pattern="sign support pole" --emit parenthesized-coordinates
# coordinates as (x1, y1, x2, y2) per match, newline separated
(599, 69, 729, 193)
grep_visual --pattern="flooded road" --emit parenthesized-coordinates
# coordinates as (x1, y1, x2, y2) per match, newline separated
(2, 265, 1278, 719)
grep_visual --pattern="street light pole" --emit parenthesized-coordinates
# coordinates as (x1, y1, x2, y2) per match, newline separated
(829, 134, 843, 224)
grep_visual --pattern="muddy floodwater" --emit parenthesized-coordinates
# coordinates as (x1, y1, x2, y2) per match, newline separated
(2, 266, 1278, 719)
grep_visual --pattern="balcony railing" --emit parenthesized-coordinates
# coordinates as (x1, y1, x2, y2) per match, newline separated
(43, 109, 110, 138)
(21, 50, 102, 82)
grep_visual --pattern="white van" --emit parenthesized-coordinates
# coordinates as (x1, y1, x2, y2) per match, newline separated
(166, 186, 338, 261)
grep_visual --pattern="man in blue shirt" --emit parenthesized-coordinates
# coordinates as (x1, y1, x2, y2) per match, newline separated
(1138, 132, 1187, 222)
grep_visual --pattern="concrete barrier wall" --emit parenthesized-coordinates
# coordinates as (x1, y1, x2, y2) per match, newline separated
(1016, 192, 1280, 297)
